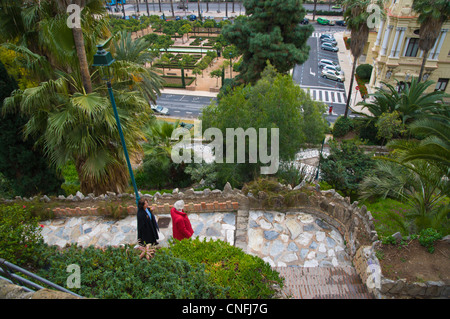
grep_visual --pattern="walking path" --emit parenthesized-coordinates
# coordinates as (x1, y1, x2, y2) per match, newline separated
(41, 209, 372, 299)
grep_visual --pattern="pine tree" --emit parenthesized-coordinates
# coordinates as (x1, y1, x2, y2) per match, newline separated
(222, 0, 313, 84)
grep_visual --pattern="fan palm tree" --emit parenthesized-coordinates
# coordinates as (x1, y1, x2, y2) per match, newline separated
(356, 77, 448, 124)
(412, 0, 450, 81)
(1, 0, 164, 195)
(342, 0, 385, 118)
(359, 159, 449, 233)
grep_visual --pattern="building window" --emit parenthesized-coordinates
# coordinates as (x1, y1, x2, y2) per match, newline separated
(435, 78, 449, 92)
(404, 38, 419, 57)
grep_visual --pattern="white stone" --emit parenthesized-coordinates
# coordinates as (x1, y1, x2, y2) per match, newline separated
(248, 228, 264, 252)
(259, 219, 273, 230)
(332, 257, 339, 267)
(226, 229, 234, 244)
(263, 257, 275, 267)
(249, 211, 263, 221)
(282, 253, 298, 263)
(316, 231, 326, 242)
(222, 224, 235, 230)
(307, 251, 316, 260)
(277, 262, 287, 267)
(67, 217, 81, 228)
(318, 243, 327, 253)
(328, 249, 336, 257)
(189, 213, 199, 221)
(304, 260, 319, 267)
(298, 213, 314, 224)
(286, 219, 302, 239)
(274, 213, 285, 223)
(296, 232, 313, 246)
(280, 234, 289, 243)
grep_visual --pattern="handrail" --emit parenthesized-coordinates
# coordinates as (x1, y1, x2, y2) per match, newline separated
(0, 258, 83, 298)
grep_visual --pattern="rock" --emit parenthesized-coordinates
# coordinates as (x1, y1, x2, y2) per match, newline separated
(264, 230, 279, 240)
(270, 240, 285, 256)
(172, 188, 179, 194)
(392, 232, 402, 243)
(223, 182, 233, 196)
(31, 288, 81, 299)
(315, 218, 332, 230)
(75, 191, 85, 200)
(440, 235, 450, 244)
(286, 219, 302, 240)
(41, 195, 51, 203)
(287, 242, 298, 252)
(293, 180, 305, 190)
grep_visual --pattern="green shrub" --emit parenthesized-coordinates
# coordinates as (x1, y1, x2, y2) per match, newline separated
(332, 116, 355, 138)
(355, 64, 373, 81)
(166, 238, 284, 299)
(38, 245, 227, 299)
(0, 204, 45, 266)
(418, 228, 443, 253)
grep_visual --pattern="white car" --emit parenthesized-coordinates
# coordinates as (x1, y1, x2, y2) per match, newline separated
(321, 69, 345, 82)
(323, 65, 344, 75)
(151, 104, 170, 115)
(318, 59, 341, 71)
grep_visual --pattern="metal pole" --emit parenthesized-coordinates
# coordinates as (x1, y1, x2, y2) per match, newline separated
(106, 81, 140, 206)
(315, 137, 325, 181)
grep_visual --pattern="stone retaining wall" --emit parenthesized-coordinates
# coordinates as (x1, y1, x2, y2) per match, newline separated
(3, 182, 448, 298)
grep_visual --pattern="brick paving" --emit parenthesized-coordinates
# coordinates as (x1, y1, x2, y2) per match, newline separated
(273, 266, 373, 299)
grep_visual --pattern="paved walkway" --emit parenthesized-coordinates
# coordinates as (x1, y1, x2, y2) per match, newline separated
(41, 210, 372, 299)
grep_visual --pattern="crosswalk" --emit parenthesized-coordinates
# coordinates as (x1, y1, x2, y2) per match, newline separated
(302, 87, 347, 104)
(311, 32, 334, 38)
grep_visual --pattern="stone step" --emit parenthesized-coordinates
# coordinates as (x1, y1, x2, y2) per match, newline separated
(273, 266, 373, 299)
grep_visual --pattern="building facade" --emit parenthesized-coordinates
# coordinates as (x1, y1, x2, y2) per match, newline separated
(368, 0, 450, 94)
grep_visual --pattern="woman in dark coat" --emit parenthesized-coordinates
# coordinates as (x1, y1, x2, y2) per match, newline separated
(137, 198, 159, 246)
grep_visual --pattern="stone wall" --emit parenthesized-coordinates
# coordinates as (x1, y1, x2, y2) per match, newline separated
(3, 182, 448, 298)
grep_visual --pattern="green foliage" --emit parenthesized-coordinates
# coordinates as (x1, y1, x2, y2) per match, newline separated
(375, 111, 407, 143)
(355, 64, 373, 81)
(37, 245, 226, 299)
(0, 204, 45, 266)
(166, 238, 284, 299)
(201, 65, 327, 188)
(418, 228, 443, 253)
(332, 116, 355, 138)
(320, 140, 375, 200)
(222, 0, 313, 84)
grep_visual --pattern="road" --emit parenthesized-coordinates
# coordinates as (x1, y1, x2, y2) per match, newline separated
(292, 24, 355, 123)
(155, 93, 216, 118)
(111, 1, 342, 17)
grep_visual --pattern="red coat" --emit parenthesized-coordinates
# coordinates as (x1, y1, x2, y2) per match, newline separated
(170, 207, 194, 241)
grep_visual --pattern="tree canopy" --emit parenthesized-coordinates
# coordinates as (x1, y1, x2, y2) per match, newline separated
(222, 0, 313, 84)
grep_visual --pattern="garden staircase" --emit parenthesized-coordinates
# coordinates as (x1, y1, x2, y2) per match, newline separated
(273, 266, 374, 299)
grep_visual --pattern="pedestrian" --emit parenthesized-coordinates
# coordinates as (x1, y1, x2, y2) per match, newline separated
(328, 105, 333, 115)
(170, 200, 194, 241)
(137, 198, 159, 246)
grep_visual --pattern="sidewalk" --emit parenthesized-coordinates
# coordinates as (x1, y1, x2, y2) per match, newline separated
(334, 31, 372, 115)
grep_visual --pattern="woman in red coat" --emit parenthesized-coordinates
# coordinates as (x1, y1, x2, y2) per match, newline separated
(170, 200, 194, 241)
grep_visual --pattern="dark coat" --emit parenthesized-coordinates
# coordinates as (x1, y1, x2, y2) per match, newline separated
(137, 207, 159, 245)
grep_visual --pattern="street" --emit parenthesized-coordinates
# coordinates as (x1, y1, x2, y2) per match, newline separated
(110, 1, 342, 17)
(292, 24, 355, 123)
(155, 93, 216, 118)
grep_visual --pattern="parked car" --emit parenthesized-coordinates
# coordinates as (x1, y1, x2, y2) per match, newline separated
(318, 59, 341, 70)
(321, 42, 339, 52)
(151, 105, 170, 115)
(317, 17, 329, 25)
(175, 16, 181, 21)
(328, 20, 335, 26)
(189, 14, 197, 21)
(320, 37, 337, 45)
(300, 18, 309, 25)
(336, 20, 346, 26)
(323, 65, 344, 75)
(320, 34, 335, 41)
(332, 5, 342, 9)
(321, 69, 345, 82)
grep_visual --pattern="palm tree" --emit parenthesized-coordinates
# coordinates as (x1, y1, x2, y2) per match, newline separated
(387, 105, 450, 170)
(170, 0, 175, 18)
(359, 159, 449, 233)
(412, 0, 450, 81)
(356, 77, 448, 124)
(342, 0, 385, 117)
(1, 0, 164, 195)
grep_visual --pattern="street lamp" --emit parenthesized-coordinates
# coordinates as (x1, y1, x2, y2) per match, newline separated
(229, 52, 232, 79)
(93, 44, 140, 206)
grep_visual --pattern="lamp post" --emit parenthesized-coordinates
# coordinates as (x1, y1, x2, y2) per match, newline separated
(199, 37, 202, 56)
(93, 44, 140, 206)
(229, 52, 232, 79)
